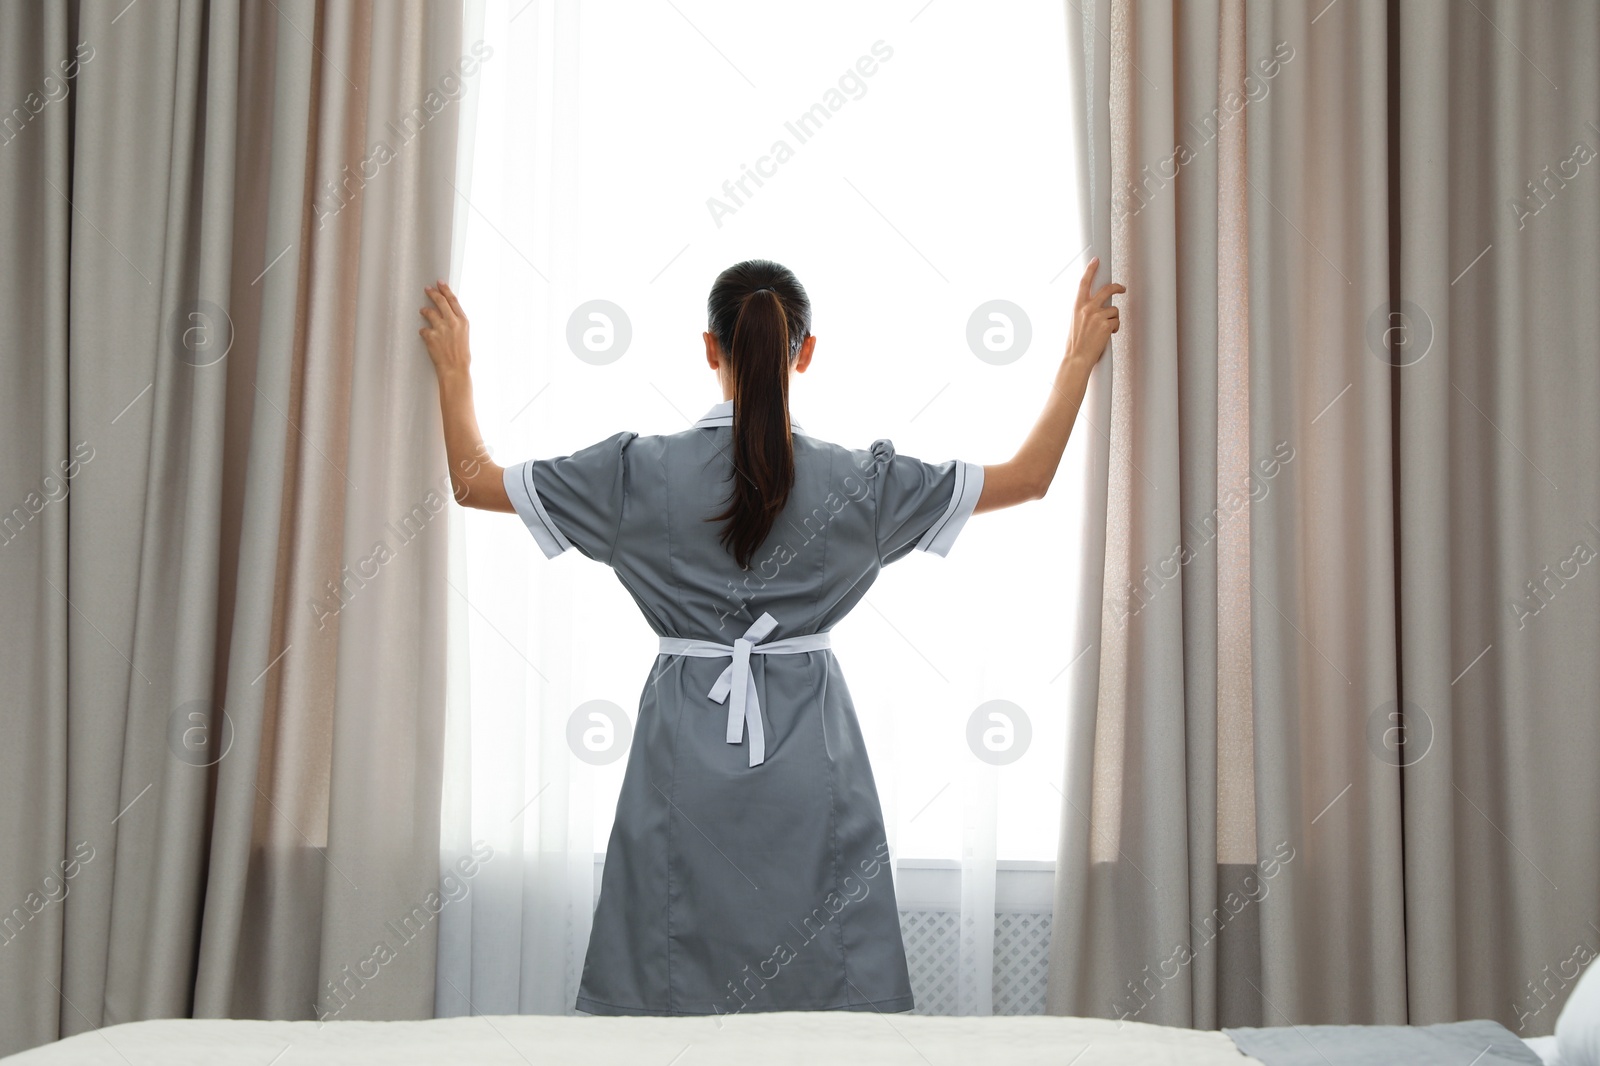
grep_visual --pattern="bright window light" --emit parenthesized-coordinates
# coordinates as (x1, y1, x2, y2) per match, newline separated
(458, 0, 1085, 864)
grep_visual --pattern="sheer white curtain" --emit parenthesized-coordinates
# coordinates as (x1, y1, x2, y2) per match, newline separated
(435, 0, 598, 1016)
(437, 0, 1087, 1016)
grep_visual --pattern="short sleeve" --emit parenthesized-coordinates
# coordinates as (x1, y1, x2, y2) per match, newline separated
(867, 438, 985, 565)
(502, 431, 638, 563)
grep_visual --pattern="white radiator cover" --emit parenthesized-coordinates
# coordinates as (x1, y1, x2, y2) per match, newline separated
(894, 859, 1054, 1015)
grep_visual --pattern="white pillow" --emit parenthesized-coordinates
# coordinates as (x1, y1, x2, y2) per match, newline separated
(1557, 954, 1600, 1066)
(1525, 1034, 1563, 1065)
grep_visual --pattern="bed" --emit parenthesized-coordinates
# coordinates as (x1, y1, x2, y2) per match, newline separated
(0, 1011, 1569, 1066)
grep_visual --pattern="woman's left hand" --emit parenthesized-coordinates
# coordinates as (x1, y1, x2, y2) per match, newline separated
(420, 280, 471, 377)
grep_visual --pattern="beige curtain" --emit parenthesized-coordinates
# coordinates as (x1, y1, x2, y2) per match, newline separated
(1050, 0, 1600, 1032)
(0, 0, 464, 1055)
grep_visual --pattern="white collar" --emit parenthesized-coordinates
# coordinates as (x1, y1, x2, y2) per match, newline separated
(692, 399, 807, 435)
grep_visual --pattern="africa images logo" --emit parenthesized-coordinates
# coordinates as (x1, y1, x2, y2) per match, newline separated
(705, 41, 894, 228)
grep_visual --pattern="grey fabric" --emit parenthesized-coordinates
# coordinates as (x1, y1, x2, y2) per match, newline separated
(0, 0, 464, 1055)
(1392, 0, 1600, 1032)
(1050, 0, 1600, 1033)
(1226, 1019, 1545, 1066)
(500, 401, 984, 1014)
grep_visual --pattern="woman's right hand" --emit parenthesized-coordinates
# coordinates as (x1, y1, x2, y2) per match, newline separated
(1066, 257, 1124, 370)
(974, 257, 1128, 513)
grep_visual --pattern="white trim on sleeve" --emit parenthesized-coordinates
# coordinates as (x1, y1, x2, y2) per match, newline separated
(503, 460, 572, 559)
(916, 461, 985, 557)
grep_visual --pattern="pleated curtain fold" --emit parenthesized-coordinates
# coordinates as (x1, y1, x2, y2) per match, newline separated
(1051, 0, 1600, 1032)
(0, 1, 467, 1055)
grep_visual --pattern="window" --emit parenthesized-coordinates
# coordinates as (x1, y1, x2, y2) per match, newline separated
(452, 0, 1086, 879)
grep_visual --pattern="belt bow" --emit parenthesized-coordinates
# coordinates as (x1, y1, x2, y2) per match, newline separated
(657, 612, 831, 767)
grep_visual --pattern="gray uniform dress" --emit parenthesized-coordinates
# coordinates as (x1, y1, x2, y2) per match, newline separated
(502, 399, 984, 1017)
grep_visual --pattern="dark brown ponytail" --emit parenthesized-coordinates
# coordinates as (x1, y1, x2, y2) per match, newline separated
(705, 260, 812, 570)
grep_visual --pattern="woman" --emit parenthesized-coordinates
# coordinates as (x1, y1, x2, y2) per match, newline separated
(419, 258, 1122, 1016)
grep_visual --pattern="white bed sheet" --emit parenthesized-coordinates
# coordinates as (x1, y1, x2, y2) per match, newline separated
(1, 1012, 1262, 1065)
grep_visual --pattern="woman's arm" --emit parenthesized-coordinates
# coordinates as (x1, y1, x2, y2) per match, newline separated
(975, 258, 1123, 514)
(420, 281, 513, 512)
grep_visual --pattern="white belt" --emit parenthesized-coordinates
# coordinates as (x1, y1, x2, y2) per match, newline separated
(658, 612, 831, 767)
